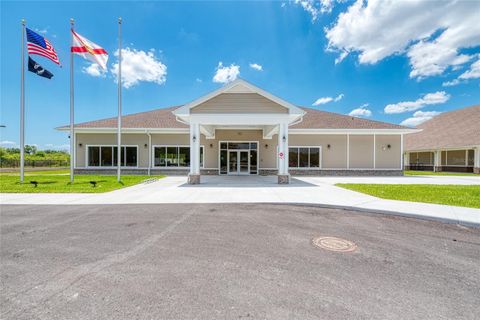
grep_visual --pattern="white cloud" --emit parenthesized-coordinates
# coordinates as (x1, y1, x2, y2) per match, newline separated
(44, 143, 70, 151)
(0, 140, 17, 147)
(34, 27, 48, 34)
(249, 63, 263, 71)
(195, 78, 202, 83)
(400, 111, 441, 127)
(442, 79, 461, 87)
(312, 93, 343, 106)
(294, 0, 337, 21)
(459, 58, 480, 80)
(83, 63, 106, 78)
(348, 104, 372, 117)
(213, 62, 240, 84)
(111, 48, 167, 89)
(384, 91, 450, 114)
(325, 0, 480, 79)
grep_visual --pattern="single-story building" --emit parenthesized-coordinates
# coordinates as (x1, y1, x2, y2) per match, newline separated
(57, 79, 418, 183)
(404, 105, 480, 174)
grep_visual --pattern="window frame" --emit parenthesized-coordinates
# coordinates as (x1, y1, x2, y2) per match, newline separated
(86, 145, 139, 168)
(287, 146, 322, 169)
(152, 145, 204, 168)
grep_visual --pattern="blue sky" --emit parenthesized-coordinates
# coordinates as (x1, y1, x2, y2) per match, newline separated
(1, 0, 479, 151)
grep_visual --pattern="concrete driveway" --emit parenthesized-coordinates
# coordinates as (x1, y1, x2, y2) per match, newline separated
(1, 203, 479, 320)
(2, 175, 479, 225)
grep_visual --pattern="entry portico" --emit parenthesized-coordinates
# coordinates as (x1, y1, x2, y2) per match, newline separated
(173, 79, 305, 184)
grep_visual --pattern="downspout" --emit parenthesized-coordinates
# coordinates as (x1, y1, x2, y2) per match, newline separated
(146, 131, 152, 176)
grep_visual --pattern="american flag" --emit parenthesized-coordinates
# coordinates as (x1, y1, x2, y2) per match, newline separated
(26, 28, 60, 65)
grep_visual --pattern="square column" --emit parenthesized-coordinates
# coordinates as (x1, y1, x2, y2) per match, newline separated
(277, 123, 290, 184)
(433, 150, 442, 172)
(474, 146, 480, 174)
(188, 123, 201, 184)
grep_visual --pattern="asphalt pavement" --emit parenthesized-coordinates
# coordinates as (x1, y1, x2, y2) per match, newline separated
(1, 203, 479, 319)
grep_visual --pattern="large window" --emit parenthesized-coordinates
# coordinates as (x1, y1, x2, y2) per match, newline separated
(87, 146, 138, 167)
(153, 145, 203, 168)
(289, 147, 321, 168)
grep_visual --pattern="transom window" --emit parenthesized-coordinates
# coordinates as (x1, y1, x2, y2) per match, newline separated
(87, 146, 138, 167)
(153, 145, 204, 168)
(289, 147, 320, 168)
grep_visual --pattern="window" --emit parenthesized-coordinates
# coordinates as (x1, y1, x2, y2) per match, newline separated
(468, 150, 474, 166)
(288, 147, 321, 168)
(153, 146, 203, 168)
(87, 146, 138, 167)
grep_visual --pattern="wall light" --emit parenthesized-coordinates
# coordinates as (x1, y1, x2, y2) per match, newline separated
(327, 144, 331, 149)
(193, 136, 196, 142)
(265, 144, 268, 149)
(144, 144, 148, 148)
(282, 136, 286, 142)
(78, 143, 82, 147)
(210, 143, 213, 148)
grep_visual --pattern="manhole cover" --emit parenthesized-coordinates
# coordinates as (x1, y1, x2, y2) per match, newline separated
(312, 236, 357, 252)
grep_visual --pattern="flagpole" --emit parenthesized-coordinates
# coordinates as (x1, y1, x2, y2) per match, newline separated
(70, 18, 75, 183)
(117, 17, 122, 182)
(20, 19, 26, 183)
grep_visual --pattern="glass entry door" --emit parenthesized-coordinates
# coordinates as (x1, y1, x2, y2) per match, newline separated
(228, 150, 250, 175)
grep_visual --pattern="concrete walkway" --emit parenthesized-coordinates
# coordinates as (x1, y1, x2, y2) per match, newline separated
(1, 175, 479, 226)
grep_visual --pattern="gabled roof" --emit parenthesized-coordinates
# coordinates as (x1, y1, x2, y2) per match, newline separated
(173, 78, 305, 116)
(57, 105, 411, 131)
(404, 105, 480, 151)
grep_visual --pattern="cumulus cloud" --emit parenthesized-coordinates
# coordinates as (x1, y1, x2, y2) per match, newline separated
(442, 79, 461, 87)
(213, 62, 240, 83)
(249, 63, 263, 71)
(400, 111, 441, 127)
(348, 104, 372, 118)
(83, 63, 106, 78)
(325, 0, 480, 79)
(294, 0, 337, 21)
(458, 58, 480, 80)
(384, 91, 450, 114)
(111, 48, 167, 89)
(0, 140, 17, 147)
(312, 93, 343, 106)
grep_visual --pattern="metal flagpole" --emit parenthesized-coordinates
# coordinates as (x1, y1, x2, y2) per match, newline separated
(70, 18, 75, 183)
(20, 19, 26, 183)
(117, 17, 122, 182)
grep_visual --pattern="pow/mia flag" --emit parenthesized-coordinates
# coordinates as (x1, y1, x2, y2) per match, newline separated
(28, 56, 53, 79)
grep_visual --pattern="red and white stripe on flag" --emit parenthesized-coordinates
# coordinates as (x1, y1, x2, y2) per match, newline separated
(71, 30, 108, 69)
(27, 39, 60, 65)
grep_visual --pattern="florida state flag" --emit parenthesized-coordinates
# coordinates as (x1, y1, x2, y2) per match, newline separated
(71, 30, 108, 69)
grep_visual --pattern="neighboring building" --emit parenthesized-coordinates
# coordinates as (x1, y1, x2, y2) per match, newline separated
(404, 105, 480, 174)
(57, 79, 417, 183)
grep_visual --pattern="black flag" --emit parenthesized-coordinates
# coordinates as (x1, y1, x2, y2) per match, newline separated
(28, 56, 53, 79)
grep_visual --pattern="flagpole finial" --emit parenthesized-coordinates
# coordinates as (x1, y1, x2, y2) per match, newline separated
(118, 17, 122, 24)
(21, 19, 26, 26)
(70, 18, 74, 26)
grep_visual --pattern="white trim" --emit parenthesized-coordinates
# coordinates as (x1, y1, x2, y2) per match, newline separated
(85, 144, 139, 168)
(58, 127, 189, 134)
(290, 128, 420, 134)
(152, 144, 204, 169)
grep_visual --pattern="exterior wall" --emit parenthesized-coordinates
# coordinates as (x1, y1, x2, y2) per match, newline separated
(200, 129, 278, 169)
(191, 93, 288, 114)
(76, 133, 150, 168)
(77, 132, 403, 171)
(375, 135, 402, 168)
(349, 135, 374, 168)
(288, 134, 347, 168)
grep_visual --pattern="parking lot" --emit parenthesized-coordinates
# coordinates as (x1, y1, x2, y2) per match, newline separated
(1, 203, 479, 319)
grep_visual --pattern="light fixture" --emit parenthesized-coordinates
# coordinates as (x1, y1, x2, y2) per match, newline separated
(144, 143, 148, 148)
(282, 135, 286, 142)
(387, 144, 391, 149)
(193, 136, 196, 142)
(209, 143, 213, 148)
(78, 143, 82, 147)
(327, 144, 331, 149)
(265, 144, 268, 149)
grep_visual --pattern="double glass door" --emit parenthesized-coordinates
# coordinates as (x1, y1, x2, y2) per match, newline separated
(228, 150, 249, 175)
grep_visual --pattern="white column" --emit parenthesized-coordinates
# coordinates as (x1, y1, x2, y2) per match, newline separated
(277, 123, 285, 175)
(474, 146, 480, 174)
(434, 150, 441, 172)
(189, 123, 200, 175)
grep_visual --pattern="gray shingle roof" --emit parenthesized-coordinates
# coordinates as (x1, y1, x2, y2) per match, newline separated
(57, 105, 408, 130)
(404, 105, 480, 151)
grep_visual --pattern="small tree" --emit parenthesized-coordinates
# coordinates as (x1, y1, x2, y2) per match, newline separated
(24, 145, 37, 155)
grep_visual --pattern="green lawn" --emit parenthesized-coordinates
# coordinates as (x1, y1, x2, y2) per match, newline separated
(0, 174, 162, 193)
(404, 170, 478, 176)
(0, 169, 70, 176)
(336, 184, 480, 209)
